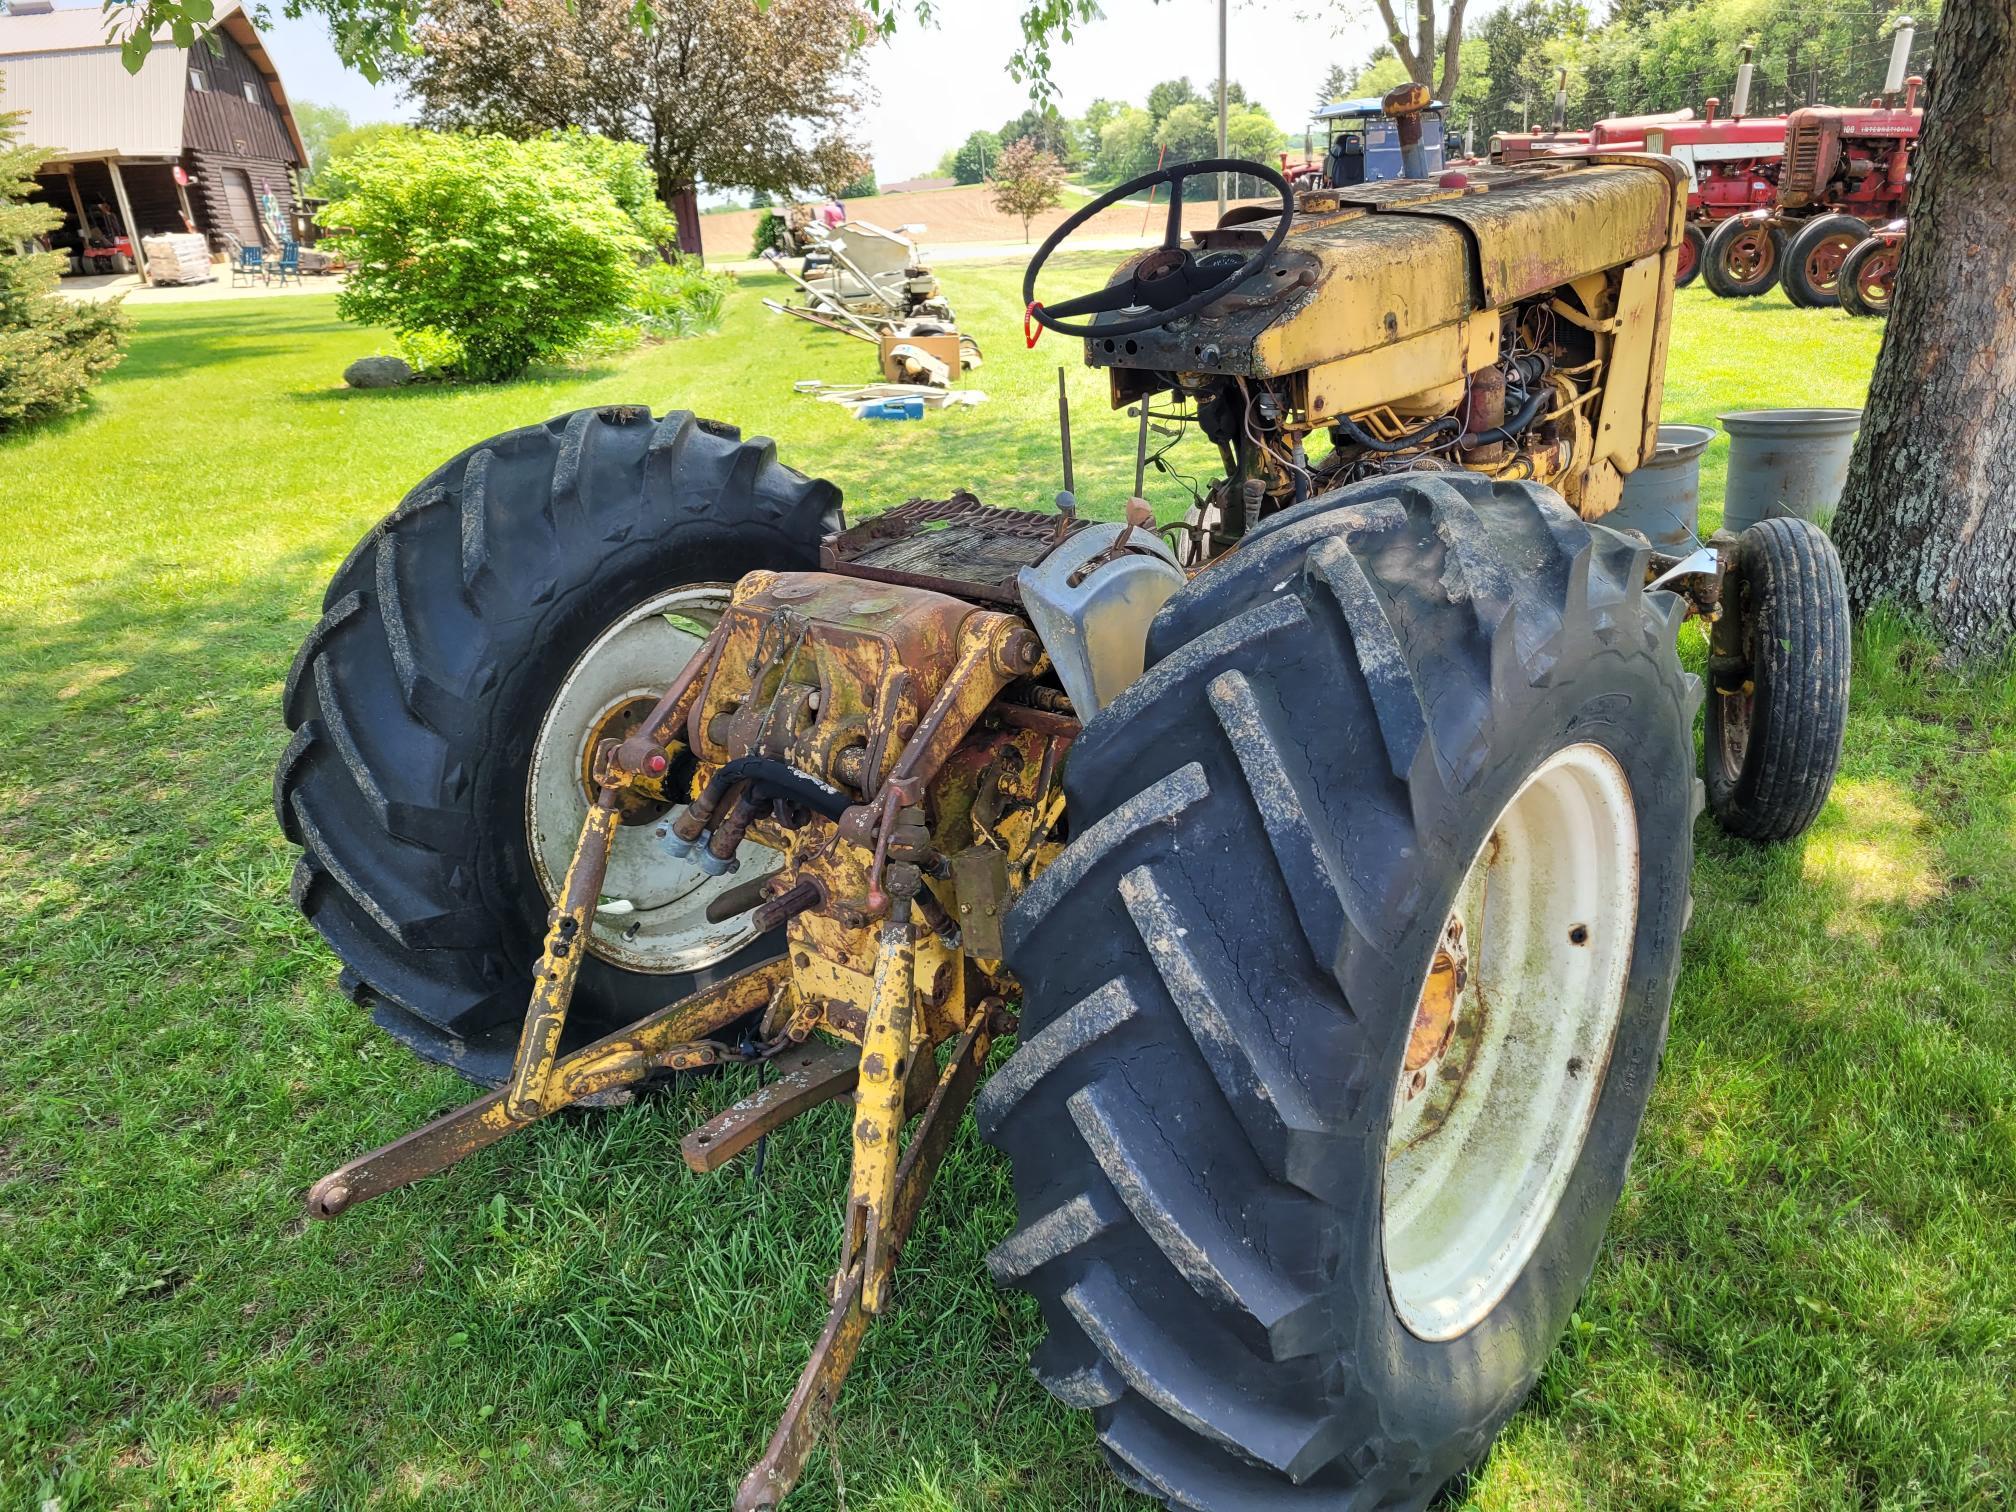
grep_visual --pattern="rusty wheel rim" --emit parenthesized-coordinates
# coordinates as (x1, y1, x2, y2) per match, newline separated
(526, 585, 784, 974)
(1804, 234, 1856, 293)
(1383, 743, 1641, 1341)
(1856, 249, 1898, 311)
(1727, 228, 1775, 282)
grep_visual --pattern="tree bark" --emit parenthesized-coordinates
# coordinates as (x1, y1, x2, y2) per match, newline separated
(1831, 0, 2016, 656)
(668, 182, 702, 258)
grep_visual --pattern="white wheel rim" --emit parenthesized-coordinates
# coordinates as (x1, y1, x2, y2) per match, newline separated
(1382, 742, 1640, 1341)
(525, 585, 782, 974)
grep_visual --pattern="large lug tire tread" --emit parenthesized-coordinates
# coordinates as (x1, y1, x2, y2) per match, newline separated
(1704, 517, 1850, 843)
(982, 473, 1699, 1508)
(1782, 214, 1870, 310)
(277, 405, 842, 1081)
(1701, 217, 1786, 298)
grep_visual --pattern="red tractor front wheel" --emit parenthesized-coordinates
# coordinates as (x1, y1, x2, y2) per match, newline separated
(1837, 235, 1900, 318)
(1676, 223, 1706, 288)
(1702, 218, 1786, 298)
(1783, 214, 1871, 309)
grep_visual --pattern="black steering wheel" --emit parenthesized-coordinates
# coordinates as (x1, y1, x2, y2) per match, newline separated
(1023, 157, 1295, 339)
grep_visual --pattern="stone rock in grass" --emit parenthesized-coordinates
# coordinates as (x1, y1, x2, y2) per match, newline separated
(344, 356, 414, 389)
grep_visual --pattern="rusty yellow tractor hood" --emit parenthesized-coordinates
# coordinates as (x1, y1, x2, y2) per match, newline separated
(1089, 155, 1687, 380)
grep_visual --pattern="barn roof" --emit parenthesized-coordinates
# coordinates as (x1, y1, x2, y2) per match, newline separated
(0, 3, 306, 163)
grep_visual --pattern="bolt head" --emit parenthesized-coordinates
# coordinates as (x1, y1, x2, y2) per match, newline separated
(646, 751, 669, 775)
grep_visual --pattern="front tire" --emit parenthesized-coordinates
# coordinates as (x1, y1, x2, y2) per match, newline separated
(1702, 217, 1786, 298)
(1837, 236, 1898, 317)
(276, 406, 842, 1082)
(981, 474, 1698, 1507)
(1676, 222, 1707, 288)
(1783, 214, 1870, 309)
(1705, 517, 1850, 842)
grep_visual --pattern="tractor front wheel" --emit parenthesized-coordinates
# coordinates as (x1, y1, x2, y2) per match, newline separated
(1783, 214, 1870, 309)
(276, 407, 842, 1083)
(1702, 217, 1786, 298)
(1676, 222, 1707, 288)
(983, 475, 1697, 1507)
(1837, 236, 1899, 317)
(1705, 517, 1850, 842)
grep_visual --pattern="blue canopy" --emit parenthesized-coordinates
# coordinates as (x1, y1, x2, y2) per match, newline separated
(1314, 96, 1447, 121)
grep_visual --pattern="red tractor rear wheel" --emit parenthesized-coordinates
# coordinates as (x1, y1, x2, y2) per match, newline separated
(1676, 223, 1706, 288)
(1837, 236, 1899, 318)
(1783, 214, 1870, 309)
(1701, 218, 1785, 298)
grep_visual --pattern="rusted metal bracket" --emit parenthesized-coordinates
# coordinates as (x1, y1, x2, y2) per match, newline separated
(838, 918, 917, 1312)
(734, 1004, 996, 1512)
(682, 1037, 861, 1173)
(506, 791, 620, 1121)
(306, 957, 790, 1218)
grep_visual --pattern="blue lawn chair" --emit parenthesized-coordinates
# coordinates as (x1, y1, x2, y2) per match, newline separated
(270, 241, 302, 287)
(231, 242, 265, 287)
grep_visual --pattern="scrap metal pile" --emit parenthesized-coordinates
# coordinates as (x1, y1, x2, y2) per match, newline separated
(762, 217, 982, 388)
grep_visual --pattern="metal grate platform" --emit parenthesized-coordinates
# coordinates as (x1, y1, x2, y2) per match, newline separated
(821, 492, 1081, 604)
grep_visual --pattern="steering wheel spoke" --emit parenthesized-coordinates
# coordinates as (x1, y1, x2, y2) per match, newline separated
(1162, 188, 1185, 250)
(1043, 280, 1145, 321)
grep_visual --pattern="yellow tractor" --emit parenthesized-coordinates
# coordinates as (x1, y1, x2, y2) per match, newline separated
(282, 89, 1850, 1508)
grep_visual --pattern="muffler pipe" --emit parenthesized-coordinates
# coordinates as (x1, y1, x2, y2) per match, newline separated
(1732, 46, 1754, 119)
(1551, 68, 1568, 132)
(1884, 18, 1915, 99)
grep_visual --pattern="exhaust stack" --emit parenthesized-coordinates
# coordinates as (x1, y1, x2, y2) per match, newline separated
(1551, 68, 1568, 132)
(1732, 46, 1754, 119)
(1885, 18, 1915, 99)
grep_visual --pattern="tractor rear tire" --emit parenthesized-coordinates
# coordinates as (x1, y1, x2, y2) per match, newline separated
(982, 474, 1698, 1508)
(1676, 222, 1706, 288)
(1782, 214, 1870, 309)
(1837, 236, 1897, 318)
(276, 406, 842, 1083)
(1705, 517, 1850, 842)
(1702, 217, 1786, 298)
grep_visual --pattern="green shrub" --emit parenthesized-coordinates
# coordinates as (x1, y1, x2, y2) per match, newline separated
(324, 131, 647, 383)
(0, 92, 130, 429)
(545, 129, 676, 256)
(630, 257, 731, 340)
(752, 208, 786, 257)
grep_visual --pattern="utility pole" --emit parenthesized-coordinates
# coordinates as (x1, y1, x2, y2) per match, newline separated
(1216, 0, 1228, 216)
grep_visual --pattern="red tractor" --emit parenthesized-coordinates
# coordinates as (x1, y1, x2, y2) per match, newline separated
(1703, 20, 1923, 305)
(1492, 56, 1787, 287)
(1605, 106, 1787, 287)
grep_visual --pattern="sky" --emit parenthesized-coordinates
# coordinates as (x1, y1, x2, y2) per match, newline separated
(252, 0, 1397, 187)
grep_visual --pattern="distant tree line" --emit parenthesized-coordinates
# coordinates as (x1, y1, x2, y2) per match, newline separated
(934, 78, 1287, 199)
(1325, 0, 1942, 143)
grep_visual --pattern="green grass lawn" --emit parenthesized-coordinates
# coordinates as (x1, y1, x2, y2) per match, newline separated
(2, 264, 2012, 1511)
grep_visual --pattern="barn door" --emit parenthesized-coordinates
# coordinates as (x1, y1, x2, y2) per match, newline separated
(222, 169, 262, 247)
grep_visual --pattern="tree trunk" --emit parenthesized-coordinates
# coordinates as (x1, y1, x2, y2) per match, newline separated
(1831, 0, 2016, 656)
(669, 183, 703, 259)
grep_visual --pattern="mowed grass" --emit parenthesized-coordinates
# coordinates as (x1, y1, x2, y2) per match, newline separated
(2, 261, 2012, 1511)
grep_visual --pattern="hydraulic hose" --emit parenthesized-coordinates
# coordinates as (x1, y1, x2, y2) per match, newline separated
(1330, 412, 1461, 454)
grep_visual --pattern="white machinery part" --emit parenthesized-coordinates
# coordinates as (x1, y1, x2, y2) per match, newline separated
(1017, 525, 1185, 716)
(1885, 19, 1916, 97)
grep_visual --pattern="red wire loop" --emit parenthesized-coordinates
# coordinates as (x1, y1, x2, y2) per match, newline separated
(1025, 301, 1044, 349)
